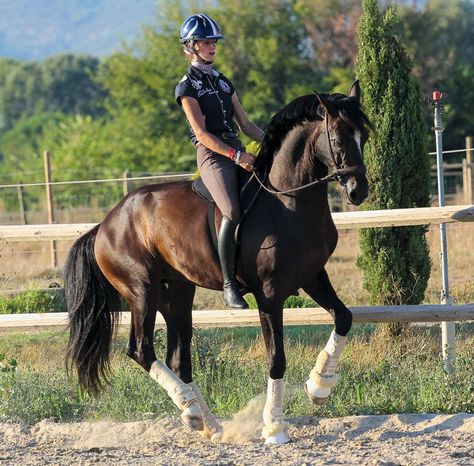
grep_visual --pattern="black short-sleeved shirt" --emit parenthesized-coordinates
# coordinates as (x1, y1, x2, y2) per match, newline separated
(175, 65, 237, 144)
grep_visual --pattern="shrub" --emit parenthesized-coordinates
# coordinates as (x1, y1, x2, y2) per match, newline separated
(0, 289, 65, 314)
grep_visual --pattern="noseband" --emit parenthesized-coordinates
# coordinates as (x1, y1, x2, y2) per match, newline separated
(252, 117, 366, 196)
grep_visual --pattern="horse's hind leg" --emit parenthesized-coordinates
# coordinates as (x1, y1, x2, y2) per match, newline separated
(303, 268, 351, 405)
(155, 280, 223, 442)
(123, 279, 201, 436)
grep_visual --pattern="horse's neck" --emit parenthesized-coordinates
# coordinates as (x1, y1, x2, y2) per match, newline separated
(268, 122, 328, 207)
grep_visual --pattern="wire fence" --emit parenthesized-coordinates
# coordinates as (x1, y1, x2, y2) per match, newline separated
(0, 140, 472, 226)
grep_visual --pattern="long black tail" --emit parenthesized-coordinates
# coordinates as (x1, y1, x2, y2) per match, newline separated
(65, 224, 121, 395)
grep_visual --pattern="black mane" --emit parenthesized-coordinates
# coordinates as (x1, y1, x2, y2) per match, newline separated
(254, 92, 371, 172)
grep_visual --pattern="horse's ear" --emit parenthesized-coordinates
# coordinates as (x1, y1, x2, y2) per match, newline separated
(313, 91, 338, 118)
(349, 80, 361, 103)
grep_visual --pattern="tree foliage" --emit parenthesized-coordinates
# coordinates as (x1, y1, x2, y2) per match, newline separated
(0, 0, 473, 208)
(398, 0, 474, 148)
(0, 54, 106, 132)
(356, 0, 431, 308)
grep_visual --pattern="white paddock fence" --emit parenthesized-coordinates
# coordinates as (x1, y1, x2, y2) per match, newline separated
(1, 204, 474, 372)
(1, 204, 473, 242)
(1, 304, 474, 333)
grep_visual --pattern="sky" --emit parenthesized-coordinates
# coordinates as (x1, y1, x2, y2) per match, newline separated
(0, 0, 157, 60)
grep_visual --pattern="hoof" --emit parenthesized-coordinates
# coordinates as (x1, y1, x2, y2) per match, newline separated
(181, 402, 204, 431)
(264, 429, 291, 445)
(199, 423, 224, 442)
(210, 430, 223, 443)
(304, 380, 329, 406)
(262, 422, 291, 444)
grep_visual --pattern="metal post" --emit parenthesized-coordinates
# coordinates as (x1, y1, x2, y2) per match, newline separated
(466, 136, 473, 205)
(431, 91, 455, 376)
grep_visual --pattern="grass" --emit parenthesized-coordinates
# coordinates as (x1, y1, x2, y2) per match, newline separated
(0, 324, 473, 424)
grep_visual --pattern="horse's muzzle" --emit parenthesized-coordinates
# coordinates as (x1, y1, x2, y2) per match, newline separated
(344, 173, 368, 206)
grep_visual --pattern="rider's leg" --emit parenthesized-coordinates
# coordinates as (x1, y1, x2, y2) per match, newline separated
(218, 215, 248, 308)
(197, 140, 248, 309)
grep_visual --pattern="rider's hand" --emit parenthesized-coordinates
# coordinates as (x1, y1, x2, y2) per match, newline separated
(238, 152, 256, 172)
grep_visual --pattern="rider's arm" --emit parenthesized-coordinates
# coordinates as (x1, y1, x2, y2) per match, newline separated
(181, 96, 254, 171)
(232, 93, 265, 143)
(181, 96, 237, 157)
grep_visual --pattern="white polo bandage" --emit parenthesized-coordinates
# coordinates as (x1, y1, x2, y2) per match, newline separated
(149, 360, 197, 410)
(307, 330, 347, 399)
(262, 378, 290, 439)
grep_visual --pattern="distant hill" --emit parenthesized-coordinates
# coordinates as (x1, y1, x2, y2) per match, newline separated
(0, 0, 157, 61)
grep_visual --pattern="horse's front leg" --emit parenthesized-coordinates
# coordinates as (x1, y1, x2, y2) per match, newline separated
(303, 268, 352, 405)
(256, 295, 291, 444)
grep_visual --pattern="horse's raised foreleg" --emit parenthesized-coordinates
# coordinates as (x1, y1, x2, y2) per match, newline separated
(257, 296, 291, 444)
(303, 268, 351, 405)
(157, 280, 223, 442)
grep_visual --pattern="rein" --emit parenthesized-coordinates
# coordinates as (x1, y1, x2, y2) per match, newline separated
(251, 117, 366, 196)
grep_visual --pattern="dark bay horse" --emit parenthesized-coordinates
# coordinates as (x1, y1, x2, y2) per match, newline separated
(65, 82, 371, 444)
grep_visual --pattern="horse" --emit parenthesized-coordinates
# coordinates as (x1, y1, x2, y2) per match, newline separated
(65, 81, 371, 444)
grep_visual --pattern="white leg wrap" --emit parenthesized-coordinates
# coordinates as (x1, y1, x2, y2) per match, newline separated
(149, 361, 197, 409)
(262, 378, 290, 444)
(149, 361, 203, 431)
(188, 382, 223, 442)
(305, 330, 347, 404)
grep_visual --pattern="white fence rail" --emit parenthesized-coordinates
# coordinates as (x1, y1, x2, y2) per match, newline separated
(1, 205, 473, 242)
(1, 304, 473, 332)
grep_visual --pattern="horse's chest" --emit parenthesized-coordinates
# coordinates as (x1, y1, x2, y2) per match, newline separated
(270, 234, 335, 279)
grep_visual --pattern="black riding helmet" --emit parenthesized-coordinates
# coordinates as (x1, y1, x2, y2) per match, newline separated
(179, 14, 224, 43)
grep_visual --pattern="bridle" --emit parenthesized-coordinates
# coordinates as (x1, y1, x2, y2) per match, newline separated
(251, 116, 366, 196)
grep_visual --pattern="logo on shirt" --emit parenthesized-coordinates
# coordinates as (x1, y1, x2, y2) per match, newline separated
(190, 78, 203, 91)
(218, 79, 231, 93)
(197, 88, 217, 98)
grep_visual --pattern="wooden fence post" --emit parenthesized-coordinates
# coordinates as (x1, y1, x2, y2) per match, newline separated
(43, 150, 58, 270)
(123, 169, 131, 196)
(16, 182, 27, 224)
(464, 136, 473, 205)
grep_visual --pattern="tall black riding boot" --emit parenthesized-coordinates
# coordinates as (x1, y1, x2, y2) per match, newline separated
(218, 216, 248, 309)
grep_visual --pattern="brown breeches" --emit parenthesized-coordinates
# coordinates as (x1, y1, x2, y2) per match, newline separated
(196, 137, 245, 224)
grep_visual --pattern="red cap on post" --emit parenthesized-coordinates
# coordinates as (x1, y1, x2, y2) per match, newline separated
(432, 91, 443, 101)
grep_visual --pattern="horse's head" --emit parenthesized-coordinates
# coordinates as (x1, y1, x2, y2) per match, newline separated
(313, 82, 371, 206)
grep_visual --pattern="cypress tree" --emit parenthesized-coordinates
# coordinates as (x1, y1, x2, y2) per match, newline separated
(355, 0, 431, 326)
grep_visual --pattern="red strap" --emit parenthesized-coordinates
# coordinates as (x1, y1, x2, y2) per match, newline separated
(228, 148, 236, 160)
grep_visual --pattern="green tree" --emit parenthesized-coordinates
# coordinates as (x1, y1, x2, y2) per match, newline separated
(0, 60, 44, 131)
(0, 55, 107, 132)
(398, 0, 474, 148)
(98, 1, 321, 173)
(98, 16, 195, 173)
(356, 0, 431, 331)
(0, 112, 65, 183)
(40, 54, 107, 118)
(213, 0, 320, 125)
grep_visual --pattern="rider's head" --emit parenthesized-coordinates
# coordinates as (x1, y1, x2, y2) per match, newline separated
(179, 14, 223, 63)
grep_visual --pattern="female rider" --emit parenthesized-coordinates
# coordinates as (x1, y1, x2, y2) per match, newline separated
(175, 14, 265, 309)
